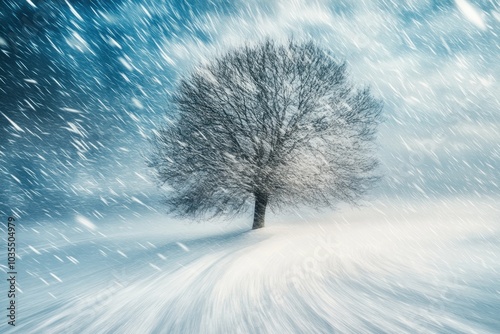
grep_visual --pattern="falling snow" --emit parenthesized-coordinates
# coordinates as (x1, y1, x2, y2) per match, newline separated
(0, 0, 499, 333)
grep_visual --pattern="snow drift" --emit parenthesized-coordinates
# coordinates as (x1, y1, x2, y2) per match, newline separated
(2, 197, 499, 333)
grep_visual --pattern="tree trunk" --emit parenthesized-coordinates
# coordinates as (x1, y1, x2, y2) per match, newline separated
(252, 191, 268, 229)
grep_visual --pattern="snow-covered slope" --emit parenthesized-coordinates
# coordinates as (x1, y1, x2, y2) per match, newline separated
(2, 198, 499, 333)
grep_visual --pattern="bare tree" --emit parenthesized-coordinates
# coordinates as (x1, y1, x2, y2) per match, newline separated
(149, 39, 383, 229)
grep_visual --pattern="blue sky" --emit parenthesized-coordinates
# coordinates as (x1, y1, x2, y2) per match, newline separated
(0, 0, 499, 219)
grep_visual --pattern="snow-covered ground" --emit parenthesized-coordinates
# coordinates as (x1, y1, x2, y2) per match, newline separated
(2, 197, 499, 333)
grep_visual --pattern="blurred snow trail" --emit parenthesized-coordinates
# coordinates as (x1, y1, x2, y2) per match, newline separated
(3, 198, 500, 333)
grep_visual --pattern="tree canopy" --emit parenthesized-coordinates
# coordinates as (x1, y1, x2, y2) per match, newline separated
(149, 39, 383, 229)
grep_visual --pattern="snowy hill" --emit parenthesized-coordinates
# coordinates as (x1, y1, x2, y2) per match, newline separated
(2, 197, 499, 333)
